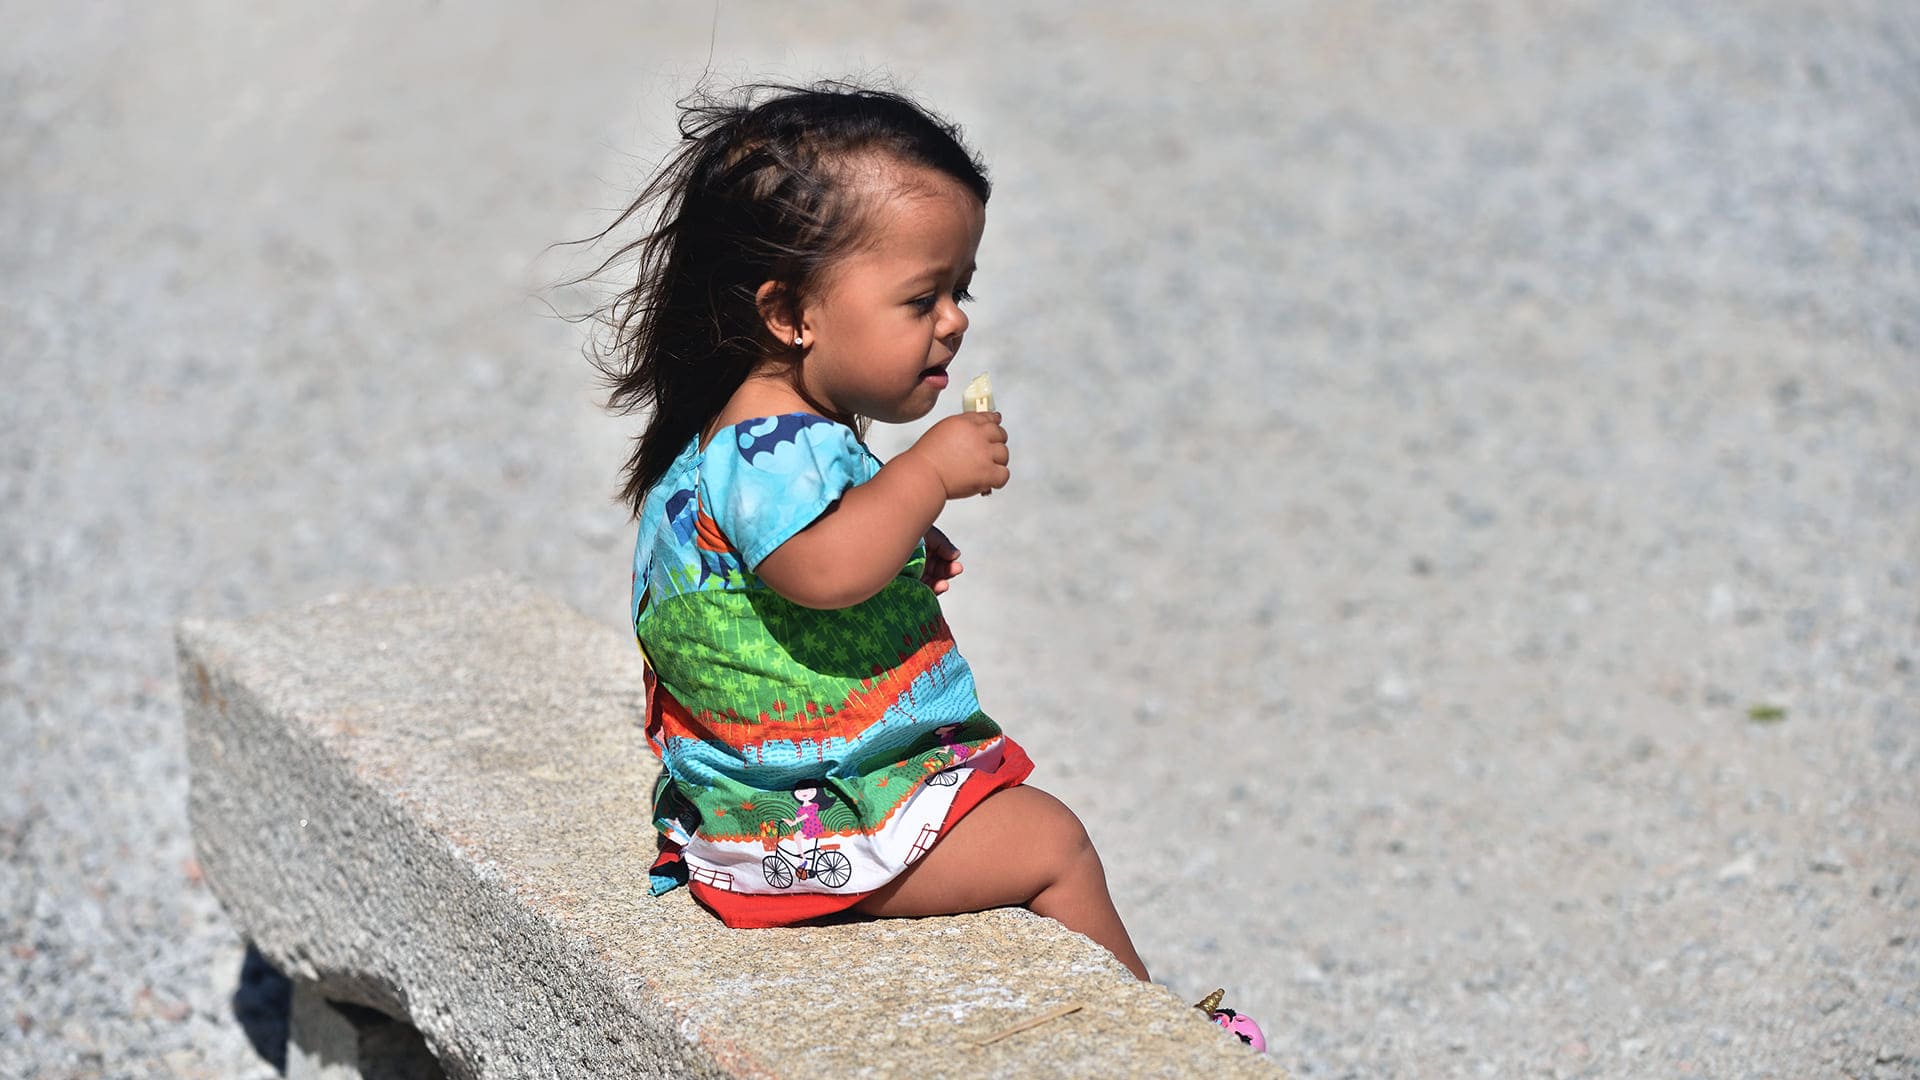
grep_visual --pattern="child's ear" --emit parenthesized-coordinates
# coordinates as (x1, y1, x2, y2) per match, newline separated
(755, 281, 803, 348)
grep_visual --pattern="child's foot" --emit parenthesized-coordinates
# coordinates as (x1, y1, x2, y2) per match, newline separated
(1194, 988, 1267, 1052)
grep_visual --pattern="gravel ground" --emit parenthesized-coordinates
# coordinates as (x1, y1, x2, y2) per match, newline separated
(4, 3, 1917, 1077)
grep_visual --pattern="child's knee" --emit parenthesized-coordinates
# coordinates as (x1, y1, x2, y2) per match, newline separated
(1023, 788, 1097, 863)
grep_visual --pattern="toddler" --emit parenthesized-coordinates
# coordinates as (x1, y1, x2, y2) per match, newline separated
(589, 81, 1261, 1049)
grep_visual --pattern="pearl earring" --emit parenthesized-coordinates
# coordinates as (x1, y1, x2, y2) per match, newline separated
(794, 334, 803, 347)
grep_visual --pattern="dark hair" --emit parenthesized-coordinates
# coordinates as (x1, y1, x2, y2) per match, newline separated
(580, 80, 991, 515)
(791, 780, 839, 810)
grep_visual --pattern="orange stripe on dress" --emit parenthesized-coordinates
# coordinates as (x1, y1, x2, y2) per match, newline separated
(656, 617, 960, 752)
(694, 507, 730, 554)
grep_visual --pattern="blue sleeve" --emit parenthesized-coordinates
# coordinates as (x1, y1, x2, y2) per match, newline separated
(698, 415, 870, 571)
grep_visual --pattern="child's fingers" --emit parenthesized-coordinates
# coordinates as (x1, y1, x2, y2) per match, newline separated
(921, 559, 960, 585)
(924, 525, 961, 561)
(967, 412, 1007, 441)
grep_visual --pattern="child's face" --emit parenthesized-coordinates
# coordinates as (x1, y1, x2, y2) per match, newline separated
(798, 163, 986, 424)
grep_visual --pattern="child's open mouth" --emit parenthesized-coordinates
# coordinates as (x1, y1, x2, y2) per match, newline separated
(920, 366, 950, 388)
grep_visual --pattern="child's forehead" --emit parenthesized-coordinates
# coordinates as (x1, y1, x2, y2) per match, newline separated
(839, 155, 980, 220)
(837, 160, 984, 258)
(837, 150, 963, 201)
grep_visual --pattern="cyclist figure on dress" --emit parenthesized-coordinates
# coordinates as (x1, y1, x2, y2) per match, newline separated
(932, 723, 976, 766)
(783, 784, 831, 875)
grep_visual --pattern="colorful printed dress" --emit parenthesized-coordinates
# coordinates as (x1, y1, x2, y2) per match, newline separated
(633, 413, 1032, 928)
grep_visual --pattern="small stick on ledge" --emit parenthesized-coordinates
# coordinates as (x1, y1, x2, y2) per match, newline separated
(972, 1003, 1084, 1047)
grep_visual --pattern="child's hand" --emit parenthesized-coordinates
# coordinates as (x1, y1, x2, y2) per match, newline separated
(920, 525, 963, 595)
(902, 412, 1010, 500)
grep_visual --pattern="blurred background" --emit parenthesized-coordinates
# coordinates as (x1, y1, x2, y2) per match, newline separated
(3, 2, 1916, 1076)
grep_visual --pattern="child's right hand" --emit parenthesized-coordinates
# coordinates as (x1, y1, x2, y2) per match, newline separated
(757, 413, 1004, 608)
(903, 412, 1010, 500)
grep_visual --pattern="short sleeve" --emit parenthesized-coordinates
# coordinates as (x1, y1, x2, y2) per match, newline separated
(698, 414, 871, 570)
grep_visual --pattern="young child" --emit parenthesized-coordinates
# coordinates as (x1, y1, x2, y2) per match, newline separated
(589, 81, 1262, 1049)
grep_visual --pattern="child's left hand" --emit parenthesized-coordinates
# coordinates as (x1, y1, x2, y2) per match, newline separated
(919, 526, 963, 595)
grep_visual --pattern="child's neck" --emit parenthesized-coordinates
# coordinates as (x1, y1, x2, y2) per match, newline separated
(701, 366, 845, 449)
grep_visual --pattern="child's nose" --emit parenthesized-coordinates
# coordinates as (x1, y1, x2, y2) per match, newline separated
(942, 301, 969, 342)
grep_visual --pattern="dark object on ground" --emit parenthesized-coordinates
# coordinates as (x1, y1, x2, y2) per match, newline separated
(233, 944, 291, 1071)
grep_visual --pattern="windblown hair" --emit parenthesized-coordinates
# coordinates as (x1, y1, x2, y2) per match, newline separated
(579, 80, 991, 516)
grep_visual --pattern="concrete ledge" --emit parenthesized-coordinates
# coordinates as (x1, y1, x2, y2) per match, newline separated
(177, 575, 1282, 1078)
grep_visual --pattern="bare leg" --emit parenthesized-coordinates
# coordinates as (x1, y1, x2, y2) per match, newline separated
(853, 786, 1149, 981)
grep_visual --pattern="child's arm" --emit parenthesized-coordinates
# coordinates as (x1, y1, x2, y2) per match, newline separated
(756, 412, 1008, 609)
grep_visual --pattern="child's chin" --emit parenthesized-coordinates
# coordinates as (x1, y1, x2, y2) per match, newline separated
(875, 398, 939, 424)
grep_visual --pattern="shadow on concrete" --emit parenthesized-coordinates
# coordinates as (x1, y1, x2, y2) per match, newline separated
(232, 943, 291, 1072)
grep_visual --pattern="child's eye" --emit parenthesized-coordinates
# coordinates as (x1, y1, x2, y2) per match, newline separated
(909, 286, 976, 315)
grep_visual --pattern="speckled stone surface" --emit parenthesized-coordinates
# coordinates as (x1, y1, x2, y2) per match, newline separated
(177, 576, 1281, 1078)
